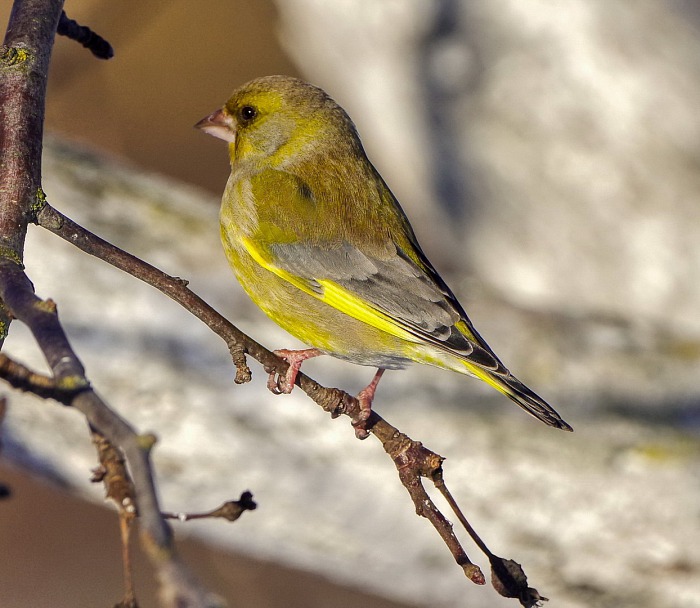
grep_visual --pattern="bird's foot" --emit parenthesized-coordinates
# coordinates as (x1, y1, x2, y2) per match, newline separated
(351, 368, 385, 440)
(267, 348, 322, 394)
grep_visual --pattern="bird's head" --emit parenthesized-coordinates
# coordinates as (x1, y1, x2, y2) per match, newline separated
(195, 75, 359, 167)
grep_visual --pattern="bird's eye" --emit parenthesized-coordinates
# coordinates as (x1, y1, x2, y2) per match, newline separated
(240, 105, 257, 121)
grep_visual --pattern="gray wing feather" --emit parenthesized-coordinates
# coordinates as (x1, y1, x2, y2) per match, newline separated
(268, 241, 574, 431)
(269, 241, 473, 349)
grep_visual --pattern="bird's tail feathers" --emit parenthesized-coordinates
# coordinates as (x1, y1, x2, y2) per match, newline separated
(465, 362, 573, 432)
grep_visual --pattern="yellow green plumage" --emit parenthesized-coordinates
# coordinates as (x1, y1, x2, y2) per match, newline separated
(197, 75, 572, 432)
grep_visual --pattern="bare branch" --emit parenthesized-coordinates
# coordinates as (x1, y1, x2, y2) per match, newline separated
(0, 2, 223, 606)
(36, 203, 261, 379)
(0, 348, 222, 606)
(36, 199, 539, 594)
(163, 492, 257, 523)
(56, 11, 114, 59)
(0, 0, 63, 256)
(0, 351, 87, 400)
(91, 430, 138, 605)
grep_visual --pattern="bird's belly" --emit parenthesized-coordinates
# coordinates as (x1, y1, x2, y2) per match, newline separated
(224, 242, 414, 370)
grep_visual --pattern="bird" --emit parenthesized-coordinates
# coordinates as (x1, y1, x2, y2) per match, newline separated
(196, 75, 572, 437)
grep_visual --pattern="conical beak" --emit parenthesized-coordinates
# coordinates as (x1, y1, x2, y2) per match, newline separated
(195, 108, 237, 144)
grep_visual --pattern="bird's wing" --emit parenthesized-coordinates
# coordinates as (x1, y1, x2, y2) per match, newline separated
(249, 236, 573, 431)
(242, 234, 502, 371)
(238, 167, 500, 365)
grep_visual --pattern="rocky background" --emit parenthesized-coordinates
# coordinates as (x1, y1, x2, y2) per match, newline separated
(0, 1, 699, 607)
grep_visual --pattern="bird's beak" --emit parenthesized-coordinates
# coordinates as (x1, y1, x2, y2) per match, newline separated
(195, 108, 237, 144)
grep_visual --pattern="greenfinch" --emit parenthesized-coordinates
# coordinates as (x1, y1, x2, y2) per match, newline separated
(196, 75, 572, 435)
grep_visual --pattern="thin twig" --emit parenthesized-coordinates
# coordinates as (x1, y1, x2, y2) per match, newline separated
(36, 192, 552, 600)
(162, 492, 257, 523)
(56, 10, 114, 59)
(91, 429, 138, 605)
(0, 352, 86, 401)
(36, 202, 259, 383)
(35, 199, 500, 588)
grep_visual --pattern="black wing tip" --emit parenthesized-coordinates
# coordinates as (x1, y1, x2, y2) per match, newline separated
(522, 402, 573, 432)
(550, 417, 574, 432)
(504, 378, 573, 432)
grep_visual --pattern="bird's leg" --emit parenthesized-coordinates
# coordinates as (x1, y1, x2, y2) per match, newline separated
(267, 348, 323, 394)
(352, 368, 386, 439)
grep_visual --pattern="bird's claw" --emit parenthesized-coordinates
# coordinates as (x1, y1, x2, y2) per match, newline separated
(267, 372, 284, 394)
(350, 395, 374, 439)
(267, 368, 294, 395)
(351, 418, 371, 440)
(349, 368, 384, 439)
(266, 348, 321, 396)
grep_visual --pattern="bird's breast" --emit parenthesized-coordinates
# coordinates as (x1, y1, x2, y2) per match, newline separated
(220, 175, 260, 239)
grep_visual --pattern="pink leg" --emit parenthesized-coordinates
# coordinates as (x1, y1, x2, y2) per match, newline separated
(267, 348, 323, 395)
(353, 368, 386, 439)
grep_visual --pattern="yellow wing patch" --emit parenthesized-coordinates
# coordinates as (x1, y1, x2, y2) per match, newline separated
(316, 280, 418, 342)
(241, 237, 419, 344)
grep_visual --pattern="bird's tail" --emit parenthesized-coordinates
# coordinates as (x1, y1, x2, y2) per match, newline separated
(465, 362, 573, 431)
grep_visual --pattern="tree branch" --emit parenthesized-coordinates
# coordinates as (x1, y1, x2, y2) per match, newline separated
(0, 2, 224, 606)
(0, 0, 62, 257)
(56, 10, 114, 59)
(35, 197, 548, 604)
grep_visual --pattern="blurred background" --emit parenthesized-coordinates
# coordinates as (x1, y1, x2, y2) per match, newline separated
(1, 1, 699, 607)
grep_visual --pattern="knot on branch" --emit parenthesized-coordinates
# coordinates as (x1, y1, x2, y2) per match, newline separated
(136, 433, 158, 453)
(384, 431, 444, 479)
(29, 187, 49, 221)
(305, 383, 346, 419)
(0, 45, 30, 66)
(228, 344, 251, 384)
(35, 202, 64, 230)
(35, 297, 57, 314)
(57, 11, 114, 60)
